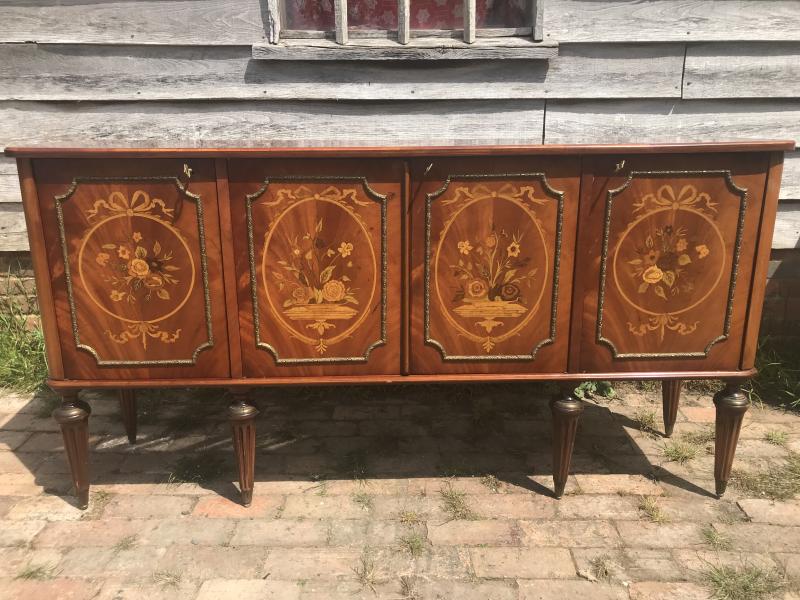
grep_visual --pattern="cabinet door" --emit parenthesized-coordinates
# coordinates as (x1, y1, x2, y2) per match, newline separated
(34, 159, 230, 380)
(228, 159, 402, 377)
(409, 157, 580, 374)
(572, 153, 769, 373)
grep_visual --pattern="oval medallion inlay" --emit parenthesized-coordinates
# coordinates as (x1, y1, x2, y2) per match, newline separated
(261, 197, 377, 355)
(78, 213, 196, 325)
(612, 207, 726, 318)
(434, 194, 548, 353)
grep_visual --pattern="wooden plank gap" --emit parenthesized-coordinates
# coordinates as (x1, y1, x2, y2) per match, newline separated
(335, 0, 348, 45)
(464, 0, 476, 44)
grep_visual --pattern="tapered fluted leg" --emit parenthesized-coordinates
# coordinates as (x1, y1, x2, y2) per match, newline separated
(53, 393, 91, 509)
(550, 388, 583, 499)
(714, 381, 749, 497)
(118, 389, 137, 444)
(228, 390, 258, 507)
(661, 379, 682, 438)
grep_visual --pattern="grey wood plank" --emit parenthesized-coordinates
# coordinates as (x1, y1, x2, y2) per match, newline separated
(5, 0, 799, 45)
(684, 42, 800, 99)
(0, 176, 23, 204)
(545, 100, 800, 145)
(0, 100, 545, 148)
(0, 205, 28, 252)
(252, 37, 558, 60)
(0, 43, 681, 101)
(545, 0, 800, 43)
(545, 100, 800, 201)
(783, 152, 800, 200)
(774, 202, 800, 249)
(1, 0, 269, 45)
(0, 233, 29, 252)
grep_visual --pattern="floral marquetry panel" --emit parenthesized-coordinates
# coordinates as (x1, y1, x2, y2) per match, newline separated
(228, 159, 402, 377)
(409, 157, 580, 374)
(573, 153, 770, 373)
(33, 159, 230, 380)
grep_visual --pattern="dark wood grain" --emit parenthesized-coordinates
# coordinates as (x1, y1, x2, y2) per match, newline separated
(228, 389, 258, 507)
(118, 389, 137, 444)
(33, 158, 230, 380)
(17, 158, 64, 378)
(408, 156, 579, 374)
(6, 142, 795, 159)
(215, 157, 243, 378)
(741, 151, 785, 369)
(713, 381, 750, 497)
(661, 379, 682, 438)
(46, 369, 758, 392)
(53, 393, 91, 509)
(228, 158, 402, 377)
(550, 388, 583, 498)
(574, 152, 769, 373)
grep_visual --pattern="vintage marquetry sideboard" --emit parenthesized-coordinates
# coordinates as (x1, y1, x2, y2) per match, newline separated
(6, 142, 793, 509)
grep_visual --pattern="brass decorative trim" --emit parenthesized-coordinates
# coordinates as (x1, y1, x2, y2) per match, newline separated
(596, 170, 747, 359)
(246, 175, 388, 364)
(55, 175, 214, 367)
(424, 173, 564, 361)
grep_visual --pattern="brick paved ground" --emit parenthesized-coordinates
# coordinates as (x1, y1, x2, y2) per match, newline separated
(0, 382, 798, 599)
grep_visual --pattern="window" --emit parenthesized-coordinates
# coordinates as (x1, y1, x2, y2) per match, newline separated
(268, 0, 544, 47)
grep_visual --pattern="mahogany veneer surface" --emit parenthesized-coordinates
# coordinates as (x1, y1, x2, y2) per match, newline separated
(7, 142, 791, 386)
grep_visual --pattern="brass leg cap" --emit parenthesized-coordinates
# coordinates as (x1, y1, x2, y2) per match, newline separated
(240, 489, 253, 507)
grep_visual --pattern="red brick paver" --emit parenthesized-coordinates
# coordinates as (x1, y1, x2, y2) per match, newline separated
(0, 383, 798, 599)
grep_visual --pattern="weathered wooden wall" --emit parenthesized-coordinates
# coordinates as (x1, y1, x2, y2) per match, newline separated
(1, 0, 800, 253)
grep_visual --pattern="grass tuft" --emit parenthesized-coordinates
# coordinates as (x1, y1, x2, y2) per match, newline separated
(399, 575, 421, 600)
(352, 491, 374, 511)
(479, 474, 503, 494)
(662, 439, 699, 465)
(398, 510, 422, 526)
(589, 554, 614, 582)
(574, 380, 616, 401)
(701, 524, 733, 551)
(763, 431, 788, 447)
(745, 338, 800, 411)
(152, 570, 182, 589)
(638, 496, 668, 524)
(339, 449, 369, 483)
(167, 451, 226, 485)
(703, 564, 784, 600)
(681, 426, 716, 446)
(397, 532, 426, 557)
(15, 563, 60, 581)
(439, 481, 477, 521)
(352, 548, 378, 592)
(730, 453, 800, 501)
(112, 534, 138, 553)
(0, 270, 48, 392)
(633, 408, 659, 439)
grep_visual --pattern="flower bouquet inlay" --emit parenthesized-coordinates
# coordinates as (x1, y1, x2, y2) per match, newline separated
(76, 188, 196, 351)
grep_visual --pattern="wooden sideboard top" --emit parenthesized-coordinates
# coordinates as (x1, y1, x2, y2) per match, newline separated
(5, 140, 795, 159)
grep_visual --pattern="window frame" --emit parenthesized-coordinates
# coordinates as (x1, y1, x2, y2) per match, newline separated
(267, 0, 544, 46)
